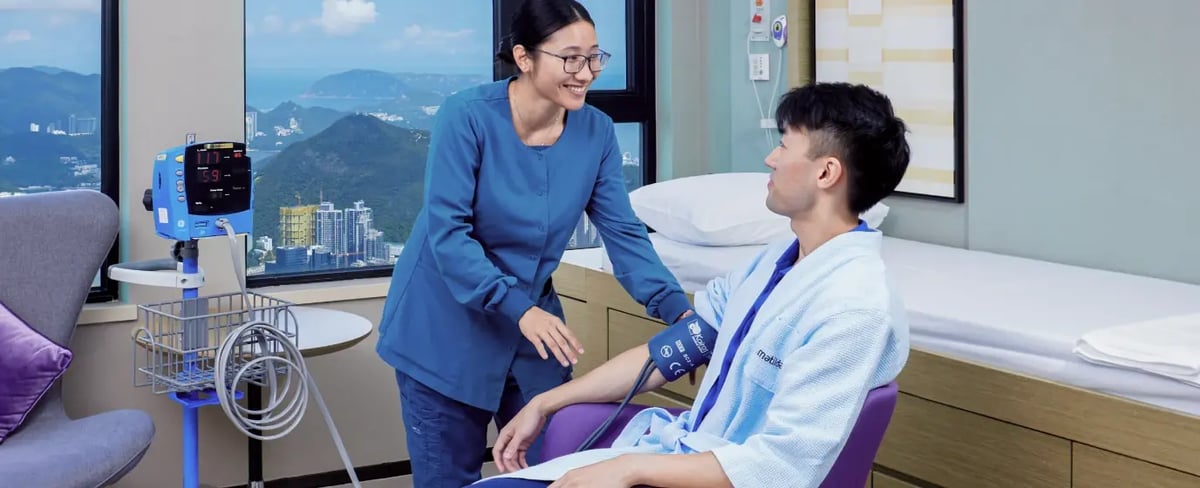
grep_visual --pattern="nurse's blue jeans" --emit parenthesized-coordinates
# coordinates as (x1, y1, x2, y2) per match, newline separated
(397, 369, 550, 488)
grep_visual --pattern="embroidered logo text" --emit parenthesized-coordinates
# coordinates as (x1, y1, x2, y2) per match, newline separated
(756, 349, 782, 369)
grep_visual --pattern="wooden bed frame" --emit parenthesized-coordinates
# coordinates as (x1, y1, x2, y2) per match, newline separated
(550, 262, 1200, 488)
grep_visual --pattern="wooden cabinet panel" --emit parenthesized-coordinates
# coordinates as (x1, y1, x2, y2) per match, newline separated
(872, 471, 918, 488)
(562, 296, 605, 376)
(1073, 444, 1200, 488)
(877, 393, 1071, 488)
(551, 263, 588, 300)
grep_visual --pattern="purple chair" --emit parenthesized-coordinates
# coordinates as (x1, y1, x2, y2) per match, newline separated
(540, 381, 898, 487)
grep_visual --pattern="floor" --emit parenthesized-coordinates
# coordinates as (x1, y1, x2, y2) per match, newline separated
(330, 462, 502, 487)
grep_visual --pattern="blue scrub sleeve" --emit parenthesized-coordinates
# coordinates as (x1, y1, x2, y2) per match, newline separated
(585, 122, 691, 324)
(423, 97, 536, 324)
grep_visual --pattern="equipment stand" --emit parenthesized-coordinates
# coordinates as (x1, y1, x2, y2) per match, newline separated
(165, 239, 241, 488)
(248, 382, 264, 487)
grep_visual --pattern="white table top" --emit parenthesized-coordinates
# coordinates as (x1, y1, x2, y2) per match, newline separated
(561, 247, 605, 271)
(287, 306, 374, 356)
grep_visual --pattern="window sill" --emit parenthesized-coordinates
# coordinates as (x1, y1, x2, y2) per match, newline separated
(78, 277, 392, 326)
(78, 247, 605, 325)
(252, 276, 391, 305)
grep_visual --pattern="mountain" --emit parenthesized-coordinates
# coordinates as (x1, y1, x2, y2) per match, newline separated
(0, 67, 101, 136)
(246, 101, 348, 154)
(251, 114, 429, 247)
(296, 69, 486, 114)
(0, 131, 99, 191)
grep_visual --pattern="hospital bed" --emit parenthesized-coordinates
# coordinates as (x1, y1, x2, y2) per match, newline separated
(551, 176, 1200, 488)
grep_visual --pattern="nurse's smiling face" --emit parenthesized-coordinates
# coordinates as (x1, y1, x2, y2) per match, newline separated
(517, 20, 603, 111)
(764, 126, 847, 219)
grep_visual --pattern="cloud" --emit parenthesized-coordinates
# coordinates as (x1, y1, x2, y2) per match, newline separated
(386, 24, 473, 52)
(316, 0, 377, 36)
(262, 14, 284, 33)
(0, 0, 100, 12)
(3, 29, 32, 43)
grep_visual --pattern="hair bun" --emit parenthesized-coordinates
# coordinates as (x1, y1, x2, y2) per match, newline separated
(495, 34, 516, 64)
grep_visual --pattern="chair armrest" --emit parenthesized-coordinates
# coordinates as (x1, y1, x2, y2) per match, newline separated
(541, 403, 645, 462)
(541, 402, 689, 462)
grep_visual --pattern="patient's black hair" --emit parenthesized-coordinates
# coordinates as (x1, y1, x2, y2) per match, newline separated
(775, 82, 911, 214)
(496, 0, 594, 66)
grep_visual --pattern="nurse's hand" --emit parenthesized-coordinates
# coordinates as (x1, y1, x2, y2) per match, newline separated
(519, 306, 584, 367)
(493, 402, 549, 473)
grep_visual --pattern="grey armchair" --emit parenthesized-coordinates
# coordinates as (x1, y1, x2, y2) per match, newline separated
(0, 190, 155, 487)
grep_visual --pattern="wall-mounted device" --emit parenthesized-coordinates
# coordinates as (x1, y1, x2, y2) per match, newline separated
(772, 14, 788, 48)
(750, 53, 770, 81)
(147, 141, 253, 242)
(750, 0, 771, 42)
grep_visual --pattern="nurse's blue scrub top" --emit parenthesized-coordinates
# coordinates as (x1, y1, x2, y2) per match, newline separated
(376, 78, 692, 412)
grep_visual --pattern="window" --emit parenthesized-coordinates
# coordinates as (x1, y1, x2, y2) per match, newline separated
(244, 0, 653, 286)
(0, 0, 120, 303)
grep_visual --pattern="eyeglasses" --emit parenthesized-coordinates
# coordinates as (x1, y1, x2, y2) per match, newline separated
(534, 48, 611, 74)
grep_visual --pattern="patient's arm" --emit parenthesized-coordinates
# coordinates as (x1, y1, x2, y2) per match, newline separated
(552, 451, 733, 488)
(622, 452, 733, 488)
(531, 342, 671, 415)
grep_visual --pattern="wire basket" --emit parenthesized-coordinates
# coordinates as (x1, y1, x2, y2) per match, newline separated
(132, 291, 298, 395)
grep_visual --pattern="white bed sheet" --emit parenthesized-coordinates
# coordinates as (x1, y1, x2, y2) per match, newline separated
(594, 234, 1200, 418)
(600, 233, 767, 294)
(880, 237, 1200, 418)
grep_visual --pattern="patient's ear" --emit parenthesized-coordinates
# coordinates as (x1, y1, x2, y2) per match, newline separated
(816, 156, 844, 190)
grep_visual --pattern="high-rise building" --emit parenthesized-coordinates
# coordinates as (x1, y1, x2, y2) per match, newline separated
(279, 204, 318, 247)
(315, 201, 345, 255)
(344, 200, 372, 258)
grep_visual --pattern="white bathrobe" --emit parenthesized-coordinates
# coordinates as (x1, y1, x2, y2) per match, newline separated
(481, 227, 910, 487)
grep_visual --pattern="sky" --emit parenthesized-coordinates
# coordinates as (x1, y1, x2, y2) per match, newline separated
(245, 0, 628, 79)
(0, 0, 628, 80)
(0, 0, 103, 73)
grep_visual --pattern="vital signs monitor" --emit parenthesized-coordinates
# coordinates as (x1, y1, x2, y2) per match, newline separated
(147, 141, 253, 242)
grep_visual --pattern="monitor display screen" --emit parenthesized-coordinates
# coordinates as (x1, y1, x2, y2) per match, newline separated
(184, 142, 251, 216)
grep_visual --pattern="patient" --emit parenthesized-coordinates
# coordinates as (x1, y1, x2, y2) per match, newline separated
(474, 82, 913, 488)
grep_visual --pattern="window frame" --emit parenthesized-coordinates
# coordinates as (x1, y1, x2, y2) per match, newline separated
(493, 0, 657, 188)
(244, 0, 654, 288)
(88, 0, 122, 303)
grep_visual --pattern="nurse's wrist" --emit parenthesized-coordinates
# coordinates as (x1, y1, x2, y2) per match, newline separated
(659, 292, 694, 324)
(500, 293, 537, 325)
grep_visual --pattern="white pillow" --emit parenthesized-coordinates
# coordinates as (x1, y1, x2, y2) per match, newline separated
(628, 172, 889, 247)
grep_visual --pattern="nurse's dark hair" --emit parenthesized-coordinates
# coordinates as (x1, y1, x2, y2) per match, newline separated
(775, 82, 911, 214)
(496, 0, 594, 65)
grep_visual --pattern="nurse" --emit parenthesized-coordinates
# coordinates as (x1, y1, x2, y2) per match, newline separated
(373, 1, 692, 487)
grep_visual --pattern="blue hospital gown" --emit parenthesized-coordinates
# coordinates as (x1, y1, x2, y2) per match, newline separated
(479, 226, 910, 487)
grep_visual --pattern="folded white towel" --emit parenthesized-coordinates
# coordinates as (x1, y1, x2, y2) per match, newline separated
(1074, 313, 1200, 387)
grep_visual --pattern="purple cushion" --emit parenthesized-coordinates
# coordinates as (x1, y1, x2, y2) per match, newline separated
(0, 301, 72, 443)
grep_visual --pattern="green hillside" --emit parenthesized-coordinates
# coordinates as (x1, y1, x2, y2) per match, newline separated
(251, 114, 429, 246)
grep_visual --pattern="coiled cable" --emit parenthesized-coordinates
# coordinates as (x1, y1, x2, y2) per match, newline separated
(215, 220, 361, 488)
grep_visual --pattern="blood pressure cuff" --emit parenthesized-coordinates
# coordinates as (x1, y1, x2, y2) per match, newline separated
(648, 312, 719, 382)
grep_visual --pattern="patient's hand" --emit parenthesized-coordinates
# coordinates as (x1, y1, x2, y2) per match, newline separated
(550, 455, 638, 487)
(493, 400, 551, 473)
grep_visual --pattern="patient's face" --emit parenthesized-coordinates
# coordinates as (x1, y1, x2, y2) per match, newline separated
(764, 127, 819, 216)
